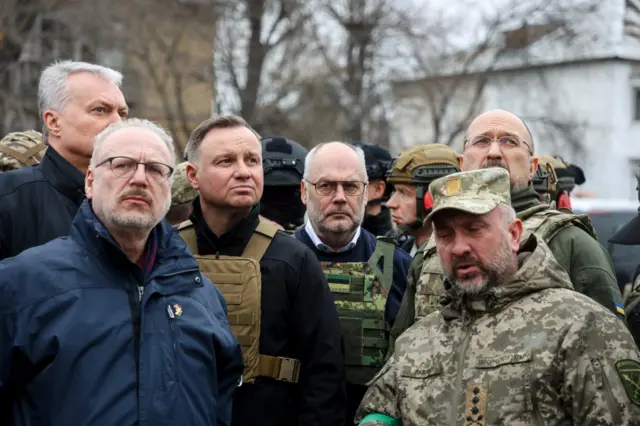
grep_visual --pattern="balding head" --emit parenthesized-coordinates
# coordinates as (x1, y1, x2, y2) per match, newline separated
(301, 141, 369, 251)
(466, 109, 534, 154)
(303, 141, 367, 182)
(461, 109, 538, 192)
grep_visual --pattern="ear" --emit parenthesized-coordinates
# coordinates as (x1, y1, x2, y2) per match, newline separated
(372, 179, 386, 199)
(529, 156, 539, 179)
(459, 155, 465, 171)
(43, 110, 61, 138)
(300, 179, 308, 205)
(85, 168, 95, 200)
(509, 218, 523, 251)
(186, 162, 200, 190)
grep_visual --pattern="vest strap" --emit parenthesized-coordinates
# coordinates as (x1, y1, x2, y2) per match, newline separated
(256, 354, 301, 383)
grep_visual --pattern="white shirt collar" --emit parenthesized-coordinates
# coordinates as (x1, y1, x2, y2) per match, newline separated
(409, 243, 418, 257)
(304, 221, 361, 253)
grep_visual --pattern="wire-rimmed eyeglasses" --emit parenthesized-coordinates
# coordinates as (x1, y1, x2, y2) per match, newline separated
(95, 156, 174, 183)
(305, 179, 368, 196)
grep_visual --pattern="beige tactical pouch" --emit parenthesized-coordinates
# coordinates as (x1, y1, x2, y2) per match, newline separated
(179, 220, 301, 384)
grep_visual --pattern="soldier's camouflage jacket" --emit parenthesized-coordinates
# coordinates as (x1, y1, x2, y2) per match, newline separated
(357, 235, 640, 426)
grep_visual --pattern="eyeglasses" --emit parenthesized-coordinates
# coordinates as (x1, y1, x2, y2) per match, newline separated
(465, 135, 532, 154)
(305, 179, 367, 196)
(95, 156, 174, 183)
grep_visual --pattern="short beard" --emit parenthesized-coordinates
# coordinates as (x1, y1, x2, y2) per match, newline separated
(444, 230, 517, 296)
(307, 194, 366, 246)
(481, 160, 530, 193)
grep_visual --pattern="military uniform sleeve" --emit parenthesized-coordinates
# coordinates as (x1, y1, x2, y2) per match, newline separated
(388, 251, 422, 357)
(547, 226, 624, 319)
(560, 309, 640, 425)
(290, 248, 347, 425)
(355, 357, 401, 425)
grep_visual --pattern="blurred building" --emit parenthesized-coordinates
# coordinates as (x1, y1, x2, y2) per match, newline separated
(390, 0, 640, 199)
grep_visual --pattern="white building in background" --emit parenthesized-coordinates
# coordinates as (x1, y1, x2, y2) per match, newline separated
(390, 0, 640, 199)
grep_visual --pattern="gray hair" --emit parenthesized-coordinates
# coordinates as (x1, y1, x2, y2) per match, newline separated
(184, 114, 261, 162)
(497, 203, 517, 226)
(91, 118, 176, 172)
(303, 142, 368, 182)
(38, 60, 123, 143)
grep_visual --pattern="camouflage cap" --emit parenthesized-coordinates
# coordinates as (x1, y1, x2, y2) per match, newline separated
(171, 162, 198, 207)
(424, 168, 511, 228)
(0, 130, 46, 171)
(386, 144, 460, 185)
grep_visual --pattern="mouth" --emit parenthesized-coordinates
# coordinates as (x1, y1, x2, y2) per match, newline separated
(231, 186, 254, 191)
(455, 263, 478, 276)
(123, 196, 150, 206)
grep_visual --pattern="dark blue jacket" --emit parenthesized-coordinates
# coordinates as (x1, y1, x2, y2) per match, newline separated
(295, 227, 411, 326)
(0, 201, 243, 426)
(0, 147, 86, 260)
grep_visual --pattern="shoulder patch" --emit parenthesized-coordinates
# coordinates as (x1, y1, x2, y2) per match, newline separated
(616, 359, 640, 406)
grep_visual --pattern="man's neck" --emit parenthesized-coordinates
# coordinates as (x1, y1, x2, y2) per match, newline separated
(414, 226, 432, 248)
(48, 139, 90, 174)
(110, 229, 150, 264)
(201, 198, 251, 237)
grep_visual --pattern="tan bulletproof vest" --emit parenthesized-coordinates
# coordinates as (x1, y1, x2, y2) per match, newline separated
(178, 219, 301, 384)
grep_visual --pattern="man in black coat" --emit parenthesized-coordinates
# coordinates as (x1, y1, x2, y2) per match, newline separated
(0, 60, 128, 260)
(178, 114, 346, 426)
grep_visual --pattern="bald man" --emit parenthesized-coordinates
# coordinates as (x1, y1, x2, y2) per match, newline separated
(391, 109, 624, 344)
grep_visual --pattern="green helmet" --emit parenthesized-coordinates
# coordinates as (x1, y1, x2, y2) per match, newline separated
(386, 144, 460, 224)
(0, 130, 46, 172)
(386, 144, 460, 185)
(171, 162, 198, 207)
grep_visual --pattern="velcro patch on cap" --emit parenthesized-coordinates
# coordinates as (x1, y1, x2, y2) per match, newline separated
(444, 176, 461, 196)
(616, 359, 640, 406)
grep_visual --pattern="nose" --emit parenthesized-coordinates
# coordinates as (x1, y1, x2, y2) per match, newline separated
(130, 164, 149, 185)
(450, 234, 471, 257)
(332, 184, 347, 203)
(234, 160, 251, 179)
(486, 140, 503, 160)
(386, 192, 399, 209)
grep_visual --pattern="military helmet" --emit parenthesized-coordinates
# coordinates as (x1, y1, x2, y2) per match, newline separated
(351, 142, 392, 180)
(386, 144, 460, 185)
(171, 162, 198, 207)
(0, 130, 46, 172)
(261, 136, 308, 186)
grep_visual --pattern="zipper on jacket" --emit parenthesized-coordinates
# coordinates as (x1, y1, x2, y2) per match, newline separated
(449, 316, 473, 426)
(126, 280, 142, 423)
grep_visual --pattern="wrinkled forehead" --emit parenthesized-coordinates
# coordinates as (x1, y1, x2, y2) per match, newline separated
(467, 114, 530, 143)
(308, 146, 365, 181)
(99, 128, 172, 163)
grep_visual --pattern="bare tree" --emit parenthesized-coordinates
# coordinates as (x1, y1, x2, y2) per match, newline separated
(214, 0, 312, 133)
(390, 0, 601, 152)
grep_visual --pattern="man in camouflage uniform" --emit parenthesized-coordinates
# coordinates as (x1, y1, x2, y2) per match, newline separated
(0, 131, 46, 172)
(384, 144, 460, 349)
(356, 168, 640, 426)
(166, 161, 199, 227)
(403, 109, 623, 329)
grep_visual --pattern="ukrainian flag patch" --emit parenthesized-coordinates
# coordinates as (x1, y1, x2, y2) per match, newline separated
(616, 302, 626, 317)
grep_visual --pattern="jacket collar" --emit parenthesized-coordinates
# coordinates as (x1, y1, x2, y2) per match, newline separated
(189, 198, 260, 257)
(71, 200, 201, 290)
(39, 147, 86, 206)
(510, 183, 544, 213)
(440, 234, 573, 321)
